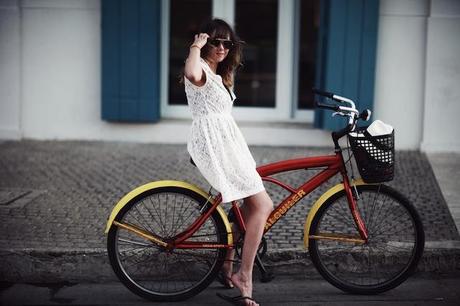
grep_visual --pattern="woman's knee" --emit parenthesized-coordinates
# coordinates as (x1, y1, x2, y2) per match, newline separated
(246, 191, 273, 214)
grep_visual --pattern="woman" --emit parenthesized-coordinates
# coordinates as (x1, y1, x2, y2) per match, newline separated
(184, 19, 273, 306)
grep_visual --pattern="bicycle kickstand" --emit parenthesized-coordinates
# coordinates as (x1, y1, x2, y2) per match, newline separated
(255, 254, 274, 283)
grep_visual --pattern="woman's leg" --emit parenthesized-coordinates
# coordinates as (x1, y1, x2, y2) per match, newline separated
(221, 203, 247, 285)
(230, 190, 273, 305)
(221, 223, 239, 287)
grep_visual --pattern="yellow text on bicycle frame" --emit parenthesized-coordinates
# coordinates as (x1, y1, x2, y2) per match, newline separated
(265, 189, 306, 230)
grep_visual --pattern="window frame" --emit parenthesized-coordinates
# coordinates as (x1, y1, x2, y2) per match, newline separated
(160, 0, 314, 123)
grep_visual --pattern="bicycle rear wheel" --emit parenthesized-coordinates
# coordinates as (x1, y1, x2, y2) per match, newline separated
(309, 184, 425, 294)
(107, 186, 228, 301)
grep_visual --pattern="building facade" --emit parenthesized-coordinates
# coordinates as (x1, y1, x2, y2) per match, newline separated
(1, 0, 459, 151)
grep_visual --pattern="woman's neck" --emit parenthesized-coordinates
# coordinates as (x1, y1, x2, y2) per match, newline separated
(204, 58, 218, 74)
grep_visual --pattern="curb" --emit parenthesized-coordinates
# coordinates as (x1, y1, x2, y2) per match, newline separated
(2, 242, 460, 283)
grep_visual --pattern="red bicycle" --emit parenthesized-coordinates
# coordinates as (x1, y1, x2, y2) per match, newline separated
(105, 89, 425, 301)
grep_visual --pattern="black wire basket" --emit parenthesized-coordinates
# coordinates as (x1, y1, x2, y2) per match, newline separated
(348, 126, 395, 183)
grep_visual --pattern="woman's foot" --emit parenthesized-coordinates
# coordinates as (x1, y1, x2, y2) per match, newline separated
(218, 272, 234, 289)
(216, 293, 259, 306)
(229, 272, 258, 306)
(219, 263, 234, 289)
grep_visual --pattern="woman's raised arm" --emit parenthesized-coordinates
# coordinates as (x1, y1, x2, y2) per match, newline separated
(184, 33, 209, 86)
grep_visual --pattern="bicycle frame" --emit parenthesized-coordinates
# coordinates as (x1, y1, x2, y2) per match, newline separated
(172, 150, 369, 250)
(107, 88, 425, 299)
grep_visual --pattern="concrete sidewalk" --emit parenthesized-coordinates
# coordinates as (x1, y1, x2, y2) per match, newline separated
(428, 153, 460, 234)
(0, 140, 459, 283)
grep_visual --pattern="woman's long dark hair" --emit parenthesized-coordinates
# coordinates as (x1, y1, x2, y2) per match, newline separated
(198, 18, 243, 87)
(181, 18, 243, 87)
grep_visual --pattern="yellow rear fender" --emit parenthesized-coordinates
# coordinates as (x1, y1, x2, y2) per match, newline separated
(303, 179, 370, 248)
(105, 180, 233, 245)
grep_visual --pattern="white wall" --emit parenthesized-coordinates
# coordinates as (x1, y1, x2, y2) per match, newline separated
(14, 0, 176, 144)
(421, 0, 460, 152)
(374, 0, 460, 152)
(1, 0, 459, 151)
(0, 0, 21, 139)
(20, 0, 101, 140)
(0, 0, 331, 146)
(373, 0, 429, 150)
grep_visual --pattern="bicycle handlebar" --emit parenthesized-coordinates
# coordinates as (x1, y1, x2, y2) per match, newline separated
(315, 101, 340, 111)
(312, 88, 335, 99)
(312, 88, 371, 148)
(313, 88, 359, 120)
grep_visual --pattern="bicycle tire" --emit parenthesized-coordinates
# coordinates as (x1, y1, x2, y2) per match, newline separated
(107, 186, 228, 301)
(309, 184, 425, 294)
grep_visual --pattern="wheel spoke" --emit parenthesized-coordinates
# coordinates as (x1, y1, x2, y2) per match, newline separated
(310, 185, 424, 294)
(108, 188, 226, 300)
(118, 238, 152, 247)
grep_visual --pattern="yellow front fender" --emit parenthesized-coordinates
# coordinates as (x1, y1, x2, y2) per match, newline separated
(303, 179, 369, 248)
(104, 180, 233, 245)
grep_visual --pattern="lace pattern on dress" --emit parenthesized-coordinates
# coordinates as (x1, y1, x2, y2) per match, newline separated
(185, 58, 265, 203)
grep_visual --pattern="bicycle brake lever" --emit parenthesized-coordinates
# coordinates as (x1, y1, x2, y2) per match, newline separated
(332, 112, 346, 117)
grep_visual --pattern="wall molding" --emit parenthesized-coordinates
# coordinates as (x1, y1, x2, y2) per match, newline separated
(421, 141, 460, 153)
(0, 0, 19, 10)
(21, 0, 99, 10)
(380, 0, 429, 17)
(0, 128, 22, 140)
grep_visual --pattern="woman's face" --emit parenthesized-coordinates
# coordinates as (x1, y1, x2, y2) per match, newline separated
(206, 34, 232, 63)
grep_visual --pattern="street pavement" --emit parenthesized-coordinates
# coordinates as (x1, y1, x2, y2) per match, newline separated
(0, 140, 459, 286)
(2, 274, 460, 305)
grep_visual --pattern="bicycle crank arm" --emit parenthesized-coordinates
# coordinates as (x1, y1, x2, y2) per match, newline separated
(255, 253, 275, 283)
(113, 221, 168, 248)
(309, 233, 366, 244)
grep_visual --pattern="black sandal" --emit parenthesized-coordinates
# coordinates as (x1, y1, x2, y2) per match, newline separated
(216, 293, 259, 305)
(216, 272, 234, 289)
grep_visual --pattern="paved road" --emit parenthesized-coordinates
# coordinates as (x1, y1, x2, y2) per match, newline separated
(1, 141, 459, 286)
(2, 274, 460, 306)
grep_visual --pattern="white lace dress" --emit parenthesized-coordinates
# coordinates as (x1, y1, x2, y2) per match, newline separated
(185, 58, 265, 203)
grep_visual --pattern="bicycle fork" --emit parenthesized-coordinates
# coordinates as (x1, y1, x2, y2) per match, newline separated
(344, 178, 369, 241)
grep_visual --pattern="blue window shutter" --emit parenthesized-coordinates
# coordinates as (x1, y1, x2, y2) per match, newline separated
(102, 0, 161, 122)
(314, 0, 379, 130)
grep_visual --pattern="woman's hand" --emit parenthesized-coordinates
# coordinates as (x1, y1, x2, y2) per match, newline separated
(191, 33, 210, 49)
(184, 33, 209, 86)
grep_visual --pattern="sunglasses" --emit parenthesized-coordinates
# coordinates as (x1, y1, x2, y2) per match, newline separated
(208, 38, 234, 49)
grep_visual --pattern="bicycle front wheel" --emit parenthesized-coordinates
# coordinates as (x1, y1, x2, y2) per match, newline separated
(107, 186, 228, 301)
(309, 184, 425, 294)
